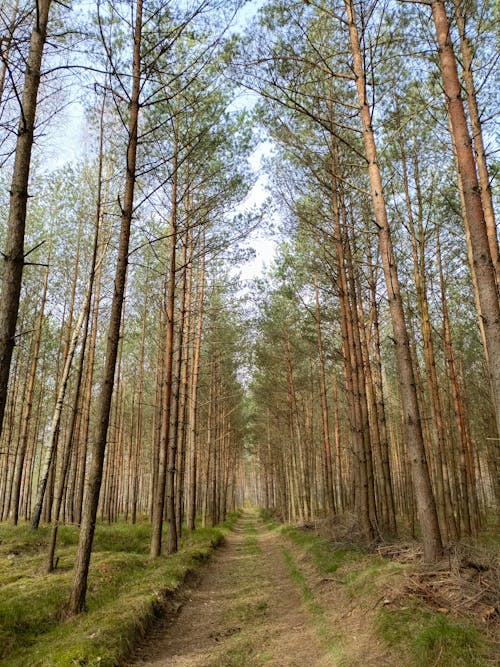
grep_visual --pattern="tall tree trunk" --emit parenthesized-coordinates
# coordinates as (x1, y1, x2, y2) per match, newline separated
(150, 114, 179, 557)
(400, 135, 456, 540)
(313, 275, 335, 514)
(187, 232, 205, 531)
(431, 0, 500, 438)
(436, 230, 478, 534)
(171, 227, 189, 541)
(0, 0, 52, 440)
(10, 250, 49, 524)
(46, 113, 104, 569)
(345, 0, 442, 560)
(67, 0, 143, 615)
(451, 0, 499, 289)
(30, 277, 94, 530)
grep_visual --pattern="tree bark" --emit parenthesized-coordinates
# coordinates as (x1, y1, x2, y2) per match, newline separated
(67, 0, 142, 615)
(431, 0, 500, 438)
(0, 0, 52, 441)
(10, 250, 49, 524)
(150, 115, 179, 557)
(451, 0, 499, 290)
(187, 232, 205, 531)
(345, 0, 442, 560)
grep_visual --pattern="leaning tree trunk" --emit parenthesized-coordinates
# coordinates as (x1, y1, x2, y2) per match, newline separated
(431, 0, 500, 439)
(0, 0, 52, 441)
(67, 0, 143, 615)
(344, 0, 442, 561)
(30, 281, 92, 530)
(46, 103, 104, 570)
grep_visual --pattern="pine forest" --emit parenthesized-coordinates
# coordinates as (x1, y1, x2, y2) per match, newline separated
(0, 1, 498, 665)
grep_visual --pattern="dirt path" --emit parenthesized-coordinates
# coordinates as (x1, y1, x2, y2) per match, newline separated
(128, 512, 335, 666)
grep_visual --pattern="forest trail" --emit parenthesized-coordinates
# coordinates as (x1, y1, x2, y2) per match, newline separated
(128, 512, 394, 667)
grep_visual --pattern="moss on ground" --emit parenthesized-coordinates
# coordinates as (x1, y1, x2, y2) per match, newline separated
(0, 513, 239, 667)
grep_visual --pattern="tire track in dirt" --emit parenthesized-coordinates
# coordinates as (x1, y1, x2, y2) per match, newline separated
(128, 512, 333, 666)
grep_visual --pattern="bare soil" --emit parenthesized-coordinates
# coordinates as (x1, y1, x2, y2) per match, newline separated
(127, 513, 498, 667)
(128, 512, 336, 666)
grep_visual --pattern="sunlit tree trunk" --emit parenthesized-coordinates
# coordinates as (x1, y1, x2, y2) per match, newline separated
(67, 0, 143, 615)
(431, 0, 500, 439)
(345, 0, 442, 560)
(451, 0, 499, 290)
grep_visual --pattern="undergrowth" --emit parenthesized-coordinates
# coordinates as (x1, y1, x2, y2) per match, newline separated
(278, 523, 493, 667)
(0, 512, 239, 667)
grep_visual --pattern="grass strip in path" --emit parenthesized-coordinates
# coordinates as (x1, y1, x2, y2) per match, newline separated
(281, 547, 343, 663)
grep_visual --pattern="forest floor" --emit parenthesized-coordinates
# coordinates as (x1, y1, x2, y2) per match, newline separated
(0, 511, 496, 666)
(129, 511, 340, 666)
(128, 510, 498, 667)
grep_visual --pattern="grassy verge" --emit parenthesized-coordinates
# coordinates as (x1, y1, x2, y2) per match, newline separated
(0, 513, 239, 667)
(280, 525, 365, 573)
(279, 525, 491, 667)
(377, 604, 485, 667)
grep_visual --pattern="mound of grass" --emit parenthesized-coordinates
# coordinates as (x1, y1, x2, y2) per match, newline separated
(280, 526, 364, 573)
(377, 605, 486, 666)
(258, 508, 280, 530)
(0, 514, 239, 667)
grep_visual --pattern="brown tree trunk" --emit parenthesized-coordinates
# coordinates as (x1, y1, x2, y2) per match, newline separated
(313, 275, 335, 514)
(67, 0, 143, 615)
(30, 276, 93, 530)
(400, 136, 456, 540)
(436, 230, 478, 535)
(451, 0, 499, 290)
(10, 250, 49, 524)
(431, 0, 500, 438)
(345, 0, 442, 560)
(0, 0, 52, 440)
(150, 114, 179, 557)
(187, 232, 205, 531)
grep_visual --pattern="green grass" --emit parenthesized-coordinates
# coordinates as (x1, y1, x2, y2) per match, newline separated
(281, 547, 342, 660)
(377, 605, 486, 666)
(342, 557, 403, 596)
(280, 526, 364, 573)
(242, 520, 261, 556)
(0, 513, 239, 667)
(278, 523, 492, 667)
